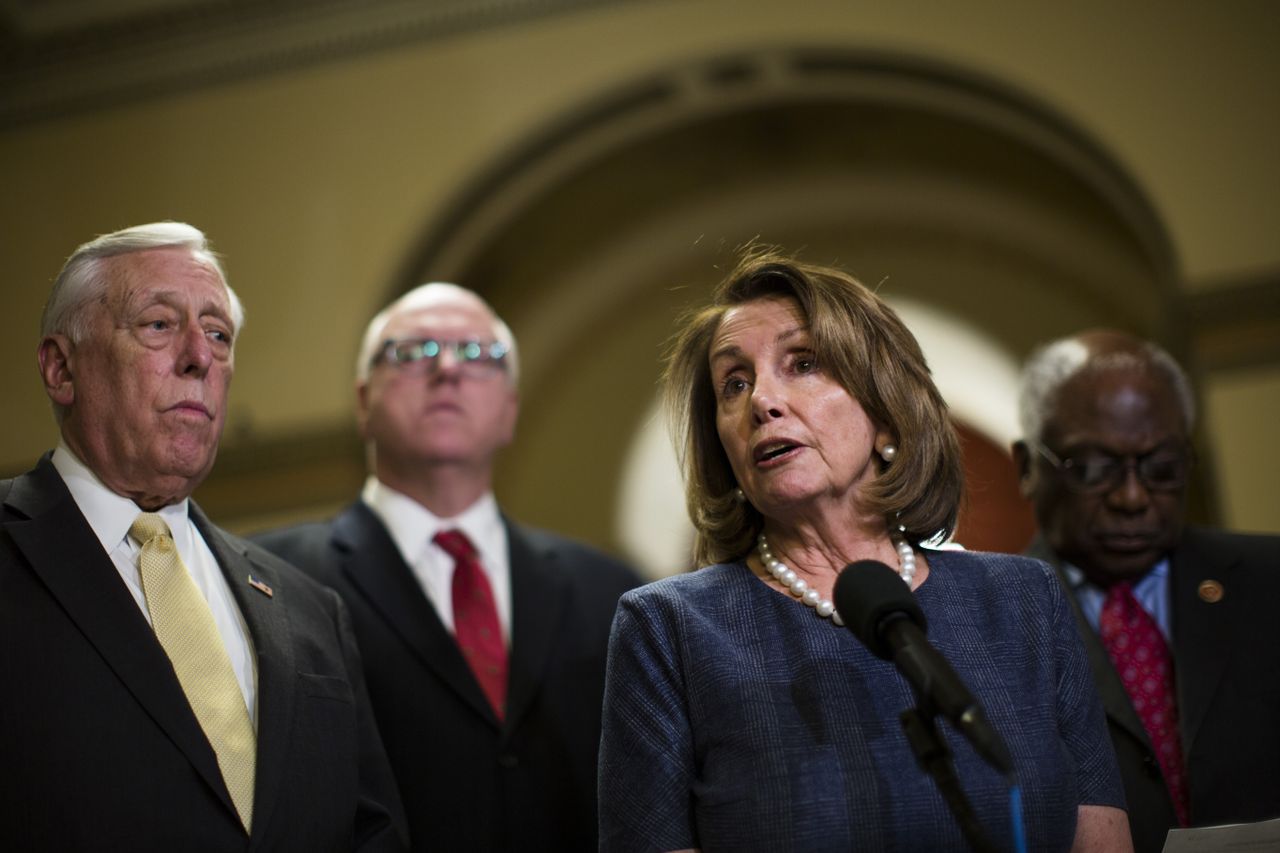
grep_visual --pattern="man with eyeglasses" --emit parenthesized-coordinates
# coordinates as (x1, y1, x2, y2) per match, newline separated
(254, 282, 641, 852)
(1012, 328, 1280, 853)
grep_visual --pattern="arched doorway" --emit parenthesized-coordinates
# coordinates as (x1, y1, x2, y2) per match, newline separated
(393, 47, 1179, 572)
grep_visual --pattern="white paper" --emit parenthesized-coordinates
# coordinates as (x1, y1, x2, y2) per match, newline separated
(1162, 816, 1280, 852)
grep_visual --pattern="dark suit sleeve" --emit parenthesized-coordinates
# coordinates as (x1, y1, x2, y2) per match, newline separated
(330, 588, 412, 853)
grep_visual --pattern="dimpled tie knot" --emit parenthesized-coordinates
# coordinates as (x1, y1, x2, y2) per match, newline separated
(435, 529, 507, 720)
(130, 512, 256, 831)
(1099, 581, 1189, 826)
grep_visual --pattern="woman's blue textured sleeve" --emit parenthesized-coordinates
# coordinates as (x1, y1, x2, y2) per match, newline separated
(598, 587, 699, 853)
(1043, 564, 1126, 809)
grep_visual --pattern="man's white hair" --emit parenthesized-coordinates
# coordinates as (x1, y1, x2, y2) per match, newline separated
(42, 221, 245, 344)
(1017, 332, 1196, 444)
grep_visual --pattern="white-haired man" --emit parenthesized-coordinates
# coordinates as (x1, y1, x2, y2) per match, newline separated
(0, 223, 406, 852)
(1013, 328, 1280, 853)
(255, 283, 641, 852)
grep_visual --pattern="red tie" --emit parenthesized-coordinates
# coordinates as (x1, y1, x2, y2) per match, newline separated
(1099, 582, 1189, 826)
(435, 529, 507, 719)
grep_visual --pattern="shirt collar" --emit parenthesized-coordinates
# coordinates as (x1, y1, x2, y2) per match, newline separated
(1062, 555, 1171, 595)
(51, 442, 192, 554)
(361, 476, 503, 567)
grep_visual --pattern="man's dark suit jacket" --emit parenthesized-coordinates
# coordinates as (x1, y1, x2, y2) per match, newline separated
(1029, 527, 1280, 853)
(0, 455, 407, 853)
(253, 500, 642, 852)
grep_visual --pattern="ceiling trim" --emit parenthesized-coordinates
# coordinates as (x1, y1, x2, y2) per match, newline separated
(396, 46, 1181, 317)
(0, 0, 634, 129)
(1187, 272, 1280, 372)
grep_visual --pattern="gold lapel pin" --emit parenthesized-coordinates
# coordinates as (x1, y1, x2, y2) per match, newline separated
(1197, 579, 1224, 604)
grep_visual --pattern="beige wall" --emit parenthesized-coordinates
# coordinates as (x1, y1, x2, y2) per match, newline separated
(3, 0, 1277, 542)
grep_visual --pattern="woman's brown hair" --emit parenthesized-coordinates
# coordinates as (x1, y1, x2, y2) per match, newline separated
(664, 247, 964, 565)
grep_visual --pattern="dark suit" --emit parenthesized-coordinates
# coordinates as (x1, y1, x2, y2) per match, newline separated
(254, 500, 642, 852)
(0, 456, 407, 853)
(1029, 527, 1280, 853)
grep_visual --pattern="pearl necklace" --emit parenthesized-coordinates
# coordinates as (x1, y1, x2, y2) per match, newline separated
(756, 530, 916, 625)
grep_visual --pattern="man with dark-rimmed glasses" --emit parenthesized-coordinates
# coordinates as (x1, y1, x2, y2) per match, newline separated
(253, 282, 640, 852)
(1013, 328, 1280, 853)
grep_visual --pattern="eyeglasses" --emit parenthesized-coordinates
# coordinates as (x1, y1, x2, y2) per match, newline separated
(373, 337, 510, 377)
(1031, 441, 1190, 495)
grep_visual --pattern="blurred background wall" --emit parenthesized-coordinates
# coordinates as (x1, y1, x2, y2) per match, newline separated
(2, 0, 1277, 578)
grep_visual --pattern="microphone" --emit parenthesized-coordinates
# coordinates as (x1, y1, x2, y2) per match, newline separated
(834, 560, 1013, 776)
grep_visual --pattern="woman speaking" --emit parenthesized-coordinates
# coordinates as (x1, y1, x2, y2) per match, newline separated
(598, 250, 1129, 852)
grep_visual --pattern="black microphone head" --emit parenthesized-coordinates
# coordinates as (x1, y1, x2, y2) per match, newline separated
(833, 559, 927, 660)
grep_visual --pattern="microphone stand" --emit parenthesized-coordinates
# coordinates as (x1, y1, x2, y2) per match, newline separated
(899, 697, 1002, 853)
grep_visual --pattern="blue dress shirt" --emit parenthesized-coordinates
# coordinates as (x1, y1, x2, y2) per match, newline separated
(1062, 558, 1172, 643)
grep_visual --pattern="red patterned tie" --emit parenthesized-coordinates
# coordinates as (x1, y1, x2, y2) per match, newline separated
(435, 529, 507, 719)
(1099, 582, 1189, 826)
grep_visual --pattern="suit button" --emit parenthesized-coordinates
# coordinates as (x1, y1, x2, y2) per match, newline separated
(498, 754, 519, 769)
(1142, 755, 1160, 778)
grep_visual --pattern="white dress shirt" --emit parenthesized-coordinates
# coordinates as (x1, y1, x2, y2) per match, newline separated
(51, 444, 258, 722)
(361, 476, 512, 643)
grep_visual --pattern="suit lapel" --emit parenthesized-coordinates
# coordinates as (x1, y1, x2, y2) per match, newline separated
(4, 459, 232, 813)
(1169, 529, 1236, 755)
(1027, 537, 1153, 749)
(503, 520, 571, 734)
(332, 503, 498, 724)
(193, 505, 295, 839)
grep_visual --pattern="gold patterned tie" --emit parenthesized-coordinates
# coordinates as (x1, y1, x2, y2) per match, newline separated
(130, 512, 256, 831)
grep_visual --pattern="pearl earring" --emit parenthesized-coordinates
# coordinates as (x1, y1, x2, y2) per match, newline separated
(880, 444, 897, 463)
(733, 487, 746, 503)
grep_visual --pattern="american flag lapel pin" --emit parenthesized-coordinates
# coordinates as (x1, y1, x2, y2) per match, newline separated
(247, 573, 274, 598)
